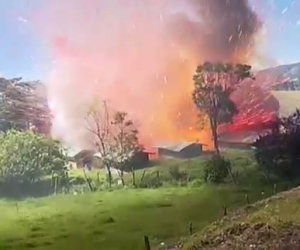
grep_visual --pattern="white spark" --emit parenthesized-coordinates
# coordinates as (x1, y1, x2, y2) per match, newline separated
(281, 7, 288, 14)
(163, 75, 168, 84)
(18, 17, 28, 23)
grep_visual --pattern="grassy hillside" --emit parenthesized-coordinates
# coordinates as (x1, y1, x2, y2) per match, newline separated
(0, 150, 297, 250)
(183, 186, 300, 249)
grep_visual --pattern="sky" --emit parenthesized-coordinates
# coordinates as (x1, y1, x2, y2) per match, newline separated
(0, 0, 299, 81)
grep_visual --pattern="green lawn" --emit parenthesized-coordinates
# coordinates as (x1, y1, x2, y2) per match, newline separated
(0, 185, 273, 250)
(0, 150, 296, 250)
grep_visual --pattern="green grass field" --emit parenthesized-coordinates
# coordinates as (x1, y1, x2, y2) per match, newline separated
(0, 150, 297, 250)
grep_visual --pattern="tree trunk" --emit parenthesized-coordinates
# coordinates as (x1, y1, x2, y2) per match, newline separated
(54, 176, 58, 195)
(120, 169, 125, 187)
(131, 166, 136, 188)
(210, 116, 220, 157)
(140, 170, 146, 187)
(83, 167, 94, 192)
(107, 166, 112, 188)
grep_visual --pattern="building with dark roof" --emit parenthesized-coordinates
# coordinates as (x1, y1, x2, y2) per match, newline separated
(155, 142, 204, 159)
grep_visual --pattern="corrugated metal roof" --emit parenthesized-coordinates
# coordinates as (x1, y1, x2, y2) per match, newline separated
(65, 147, 82, 158)
(155, 142, 202, 152)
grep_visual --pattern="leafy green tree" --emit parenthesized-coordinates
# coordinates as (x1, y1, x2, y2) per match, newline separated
(0, 77, 51, 133)
(0, 130, 67, 184)
(193, 62, 252, 155)
(110, 112, 140, 187)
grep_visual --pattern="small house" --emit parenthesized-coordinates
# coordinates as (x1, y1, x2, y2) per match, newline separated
(156, 142, 203, 159)
(66, 148, 101, 170)
(68, 160, 78, 170)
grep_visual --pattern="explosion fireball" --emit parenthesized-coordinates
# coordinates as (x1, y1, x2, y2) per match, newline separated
(36, 0, 262, 148)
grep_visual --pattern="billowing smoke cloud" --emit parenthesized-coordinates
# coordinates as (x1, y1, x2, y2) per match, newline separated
(37, 0, 261, 148)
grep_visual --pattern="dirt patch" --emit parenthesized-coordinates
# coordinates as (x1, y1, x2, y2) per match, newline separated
(192, 222, 300, 249)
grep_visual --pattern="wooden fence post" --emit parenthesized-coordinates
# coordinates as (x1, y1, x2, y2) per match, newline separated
(223, 205, 227, 216)
(54, 176, 58, 195)
(189, 222, 193, 235)
(245, 194, 250, 205)
(144, 235, 151, 250)
(97, 172, 100, 184)
(273, 183, 277, 194)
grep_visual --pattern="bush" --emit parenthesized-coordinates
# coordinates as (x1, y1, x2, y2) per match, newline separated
(189, 178, 203, 187)
(203, 156, 231, 183)
(254, 133, 300, 179)
(254, 110, 300, 179)
(139, 171, 162, 188)
(168, 165, 188, 182)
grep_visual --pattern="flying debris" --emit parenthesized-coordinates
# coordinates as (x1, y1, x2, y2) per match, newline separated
(18, 17, 28, 23)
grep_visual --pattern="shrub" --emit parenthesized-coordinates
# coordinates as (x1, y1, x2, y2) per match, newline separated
(168, 165, 187, 182)
(254, 110, 300, 179)
(203, 156, 231, 183)
(189, 178, 203, 187)
(139, 171, 162, 188)
(254, 133, 300, 179)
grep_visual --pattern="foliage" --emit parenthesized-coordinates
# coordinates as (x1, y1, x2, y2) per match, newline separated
(0, 77, 51, 133)
(0, 130, 67, 184)
(168, 165, 188, 182)
(203, 156, 231, 183)
(110, 111, 140, 186)
(254, 110, 300, 179)
(139, 173, 162, 188)
(193, 62, 252, 154)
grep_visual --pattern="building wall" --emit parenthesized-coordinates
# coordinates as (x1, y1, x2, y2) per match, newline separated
(68, 161, 78, 170)
(128, 151, 150, 170)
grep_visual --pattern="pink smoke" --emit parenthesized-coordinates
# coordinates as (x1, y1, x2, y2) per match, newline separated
(36, 0, 262, 148)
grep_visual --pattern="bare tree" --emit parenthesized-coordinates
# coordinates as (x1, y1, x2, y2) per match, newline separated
(85, 101, 114, 188)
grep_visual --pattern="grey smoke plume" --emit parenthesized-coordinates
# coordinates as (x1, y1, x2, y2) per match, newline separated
(169, 0, 261, 62)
